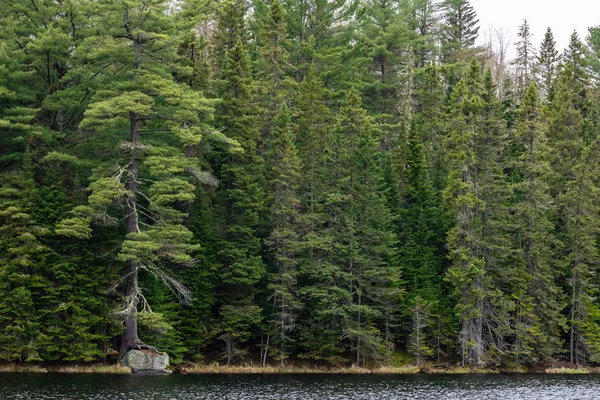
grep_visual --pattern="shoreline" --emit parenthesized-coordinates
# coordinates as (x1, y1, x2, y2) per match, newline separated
(1, 363, 598, 375)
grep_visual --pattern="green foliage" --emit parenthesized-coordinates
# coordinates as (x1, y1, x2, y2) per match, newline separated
(3, 0, 600, 371)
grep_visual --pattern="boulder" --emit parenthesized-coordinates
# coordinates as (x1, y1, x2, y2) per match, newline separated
(121, 349, 171, 374)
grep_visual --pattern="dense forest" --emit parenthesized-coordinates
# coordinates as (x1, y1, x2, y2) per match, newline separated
(2, 0, 600, 370)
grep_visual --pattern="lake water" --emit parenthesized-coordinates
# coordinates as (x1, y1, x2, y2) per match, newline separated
(1, 373, 600, 399)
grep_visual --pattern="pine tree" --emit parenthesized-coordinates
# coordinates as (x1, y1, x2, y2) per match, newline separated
(0, 0, 92, 132)
(402, 0, 440, 68)
(55, 0, 216, 360)
(360, 0, 410, 121)
(281, 0, 359, 84)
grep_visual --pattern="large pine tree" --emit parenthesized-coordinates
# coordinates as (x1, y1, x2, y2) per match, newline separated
(55, 0, 216, 359)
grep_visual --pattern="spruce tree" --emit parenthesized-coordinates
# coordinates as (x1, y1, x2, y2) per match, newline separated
(512, 20, 535, 100)
(256, 0, 295, 151)
(264, 103, 302, 365)
(441, 0, 480, 62)
(535, 28, 559, 101)
(212, 0, 249, 74)
(507, 83, 564, 367)
(212, 39, 266, 365)
(444, 61, 508, 366)
(0, 165, 48, 362)
(587, 27, 600, 85)
(333, 89, 398, 365)
(398, 118, 451, 362)
(549, 64, 600, 364)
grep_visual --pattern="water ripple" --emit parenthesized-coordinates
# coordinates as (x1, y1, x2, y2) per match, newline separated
(1, 373, 600, 399)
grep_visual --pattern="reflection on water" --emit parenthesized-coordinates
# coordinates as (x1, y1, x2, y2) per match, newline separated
(1, 373, 600, 399)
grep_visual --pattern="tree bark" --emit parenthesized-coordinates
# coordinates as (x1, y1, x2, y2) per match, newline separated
(119, 108, 142, 360)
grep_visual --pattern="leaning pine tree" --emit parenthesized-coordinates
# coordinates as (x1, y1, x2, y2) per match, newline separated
(56, 0, 220, 360)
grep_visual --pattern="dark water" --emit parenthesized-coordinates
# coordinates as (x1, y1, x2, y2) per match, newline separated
(1, 373, 600, 399)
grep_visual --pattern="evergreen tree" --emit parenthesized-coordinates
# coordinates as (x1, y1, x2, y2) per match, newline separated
(212, 0, 249, 73)
(213, 39, 266, 365)
(549, 63, 600, 364)
(402, 0, 440, 68)
(56, 0, 215, 359)
(535, 28, 559, 101)
(397, 118, 451, 362)
(444, 61, 508, 366)
(334, 89, 398, 365)
(0, 166, 48, 362)
(587, 27, 600, 86)
(440, 0, 480, 62)
(256, 0, 295, 151)
(512, 20, 535, 100)
(507, 83, 564, 367)
(264, 103, 302, 365)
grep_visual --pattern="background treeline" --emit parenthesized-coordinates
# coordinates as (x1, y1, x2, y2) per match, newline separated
(2, 0, 600, 369)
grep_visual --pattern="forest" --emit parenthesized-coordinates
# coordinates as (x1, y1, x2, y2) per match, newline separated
(1, 0, 600, 370)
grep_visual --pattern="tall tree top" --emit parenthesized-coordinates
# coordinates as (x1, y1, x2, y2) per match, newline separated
(512, 19, 535, 98)
(536, 27, 559, 100)
(441, 0, 480, 59)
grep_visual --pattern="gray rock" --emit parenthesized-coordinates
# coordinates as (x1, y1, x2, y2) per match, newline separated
(121, 350, 171, 374)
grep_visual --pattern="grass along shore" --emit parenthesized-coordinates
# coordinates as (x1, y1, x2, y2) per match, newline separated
(0, 363, 131, 374)
(1, 362, 598, 374)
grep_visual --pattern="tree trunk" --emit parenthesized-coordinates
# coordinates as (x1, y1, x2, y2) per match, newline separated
(118, 109, 142, 360)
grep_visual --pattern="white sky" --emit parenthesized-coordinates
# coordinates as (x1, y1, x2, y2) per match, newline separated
(470, 0, 600, 57)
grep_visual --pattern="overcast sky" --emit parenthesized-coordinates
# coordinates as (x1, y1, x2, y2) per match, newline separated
(470, 0, 600, 57)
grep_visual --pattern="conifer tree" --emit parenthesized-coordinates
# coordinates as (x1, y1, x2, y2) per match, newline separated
(587, 27, 600, 86)
(256, 0, 295, 150)
(444, 61, 508, 366)
(264, 103, 302, 365)
(212, 0, 249, 73)
(281, 0, 359, 84)
(293, 65, 341, 363)
(398, 118, 451, 362)
(213, 39, 266, 365)
(55, 0, 216, 359)
(360, 0, 409, 120)
(512, 20, 535, 100)
(507, 83, 564, 367)
(416, 64, 447, 192)
(535, 28, 559, 101)
(0, 166, 47, 362)
(334, 89, 398, 365)
(441, 0, 480, 62)
(402, 0, 440, 67)
(444, 70, 486, 366)
(549, 63, 600, 364)
(561, 144, 600, 364)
